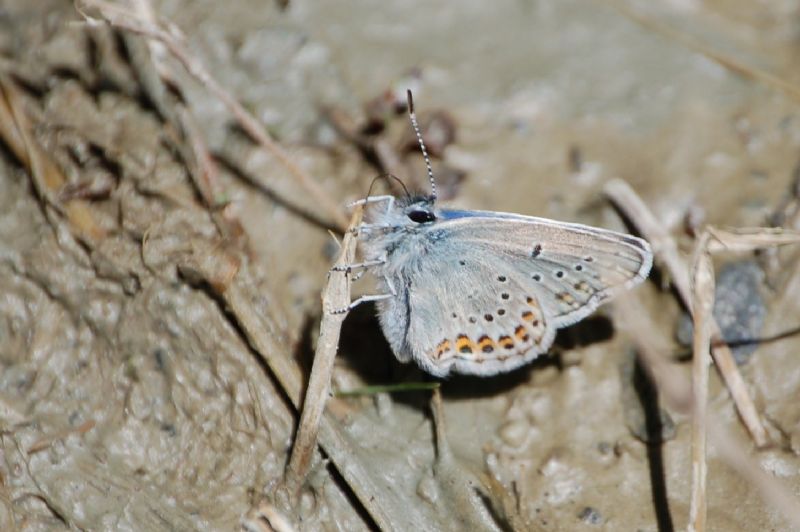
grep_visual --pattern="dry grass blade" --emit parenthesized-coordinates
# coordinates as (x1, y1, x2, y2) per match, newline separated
(0, 75, 106, 244)
(604, 178, 767, 446)
(76, 0, 348, 231)
(285, 207, 362, 489)
(429, 389, 506, 531)
(616, 216, 800, 531)
(706, 227, 800, 253)
(689, 232, 714, 532)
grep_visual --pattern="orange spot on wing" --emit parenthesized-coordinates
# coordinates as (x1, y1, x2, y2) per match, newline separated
(434, 339, 451, 359)
(498, 335, 514, 350)
(477, 335, 495, 353)
(514, 325, 530, 342)
(456, 334, 474, 354)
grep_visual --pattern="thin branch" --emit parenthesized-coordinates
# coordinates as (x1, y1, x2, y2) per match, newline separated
(705, 226, 800, 253)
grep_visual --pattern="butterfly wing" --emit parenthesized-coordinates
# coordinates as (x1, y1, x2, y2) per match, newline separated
(393, 210, 651, 376)
(437, 210, 652, 326)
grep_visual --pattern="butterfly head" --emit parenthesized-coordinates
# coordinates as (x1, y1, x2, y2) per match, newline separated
(400, 194, 437, 224)
(362, 193, 437, 231)
(360, 92, 440, 236)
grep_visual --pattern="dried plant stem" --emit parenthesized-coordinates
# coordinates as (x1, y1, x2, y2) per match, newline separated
(604, 178, 767, 447)
(619, 297, 800, 530)
(285, 207, 362, 489)
(688, 232, 714, 532)
(617, 217, 800, 530)
(430, 388, 450, 463)
(78, 0, 348, 231)
(0, 76, 107, 244)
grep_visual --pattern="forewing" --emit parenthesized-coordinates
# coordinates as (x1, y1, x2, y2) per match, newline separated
(436, 211, 653, 327)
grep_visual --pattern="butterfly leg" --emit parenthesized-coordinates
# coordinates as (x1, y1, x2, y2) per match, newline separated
(348, 196, 396, 236)
(330, 293, 393, 315)
(350, 223, 393, 237)
(329, 273, 397, 314)
(330, 257, 386, 274)
(347, 195, 395, 212)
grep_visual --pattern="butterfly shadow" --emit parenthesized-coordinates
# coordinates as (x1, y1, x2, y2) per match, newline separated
(299, 306, 619, 409)
(301, 302, 432, 412)
(552, 315, 615, 352)
(330, 303, 538, 410)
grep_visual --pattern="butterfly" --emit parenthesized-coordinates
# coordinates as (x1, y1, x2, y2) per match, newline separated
(342, 91, 652, 377)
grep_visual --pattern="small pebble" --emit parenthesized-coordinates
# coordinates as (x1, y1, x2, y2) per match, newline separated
(578, 506, 603, 525)
(498, 419, 530, 448)
(676, 260, 765, 364)
(298, 490, 316, 517)
(416, 474, 439, 505)
(374, 392, 393, 419)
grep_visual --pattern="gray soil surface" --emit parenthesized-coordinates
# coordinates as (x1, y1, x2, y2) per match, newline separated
(2, 0, 800, 530)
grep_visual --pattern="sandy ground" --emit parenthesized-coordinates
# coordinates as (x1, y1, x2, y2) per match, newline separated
(2, 0, 800, 530)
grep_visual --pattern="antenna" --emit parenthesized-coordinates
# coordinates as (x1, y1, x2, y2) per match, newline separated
(406, 90, 437, 202)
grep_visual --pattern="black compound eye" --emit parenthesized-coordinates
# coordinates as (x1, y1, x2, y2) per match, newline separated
(408, 209, 436, 223)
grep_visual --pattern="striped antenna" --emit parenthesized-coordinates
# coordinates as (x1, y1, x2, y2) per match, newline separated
(406, 90, 437, 202)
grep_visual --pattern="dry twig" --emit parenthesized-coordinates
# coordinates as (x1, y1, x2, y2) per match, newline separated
(285, 207, 362, 489)
(77, 0, 348, 231)
(689, 232, 713, 532)
(608, 179, 800, 529)
(616, 217, 800, 531)
(0, 76, 107, 244)
(604, 178, 767, 446)
(618, 297, 800, 530)
(124, 0, 246, 243)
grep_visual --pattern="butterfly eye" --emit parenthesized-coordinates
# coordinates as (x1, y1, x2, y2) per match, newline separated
(407, 209, 436, 223)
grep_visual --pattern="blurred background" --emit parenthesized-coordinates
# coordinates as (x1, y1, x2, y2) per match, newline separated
(1, 0, 800, 530)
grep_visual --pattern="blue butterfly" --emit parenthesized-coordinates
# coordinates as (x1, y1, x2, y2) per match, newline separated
(341, 92, 652, 377)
